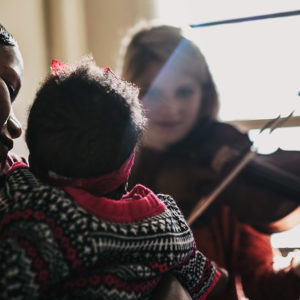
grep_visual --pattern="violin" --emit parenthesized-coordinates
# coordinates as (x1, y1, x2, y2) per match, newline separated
(187, 114, 300, 232)
(213, 149, 300, 233)
(129, 118, 300, 234)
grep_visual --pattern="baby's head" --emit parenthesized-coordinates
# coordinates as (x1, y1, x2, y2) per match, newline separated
(26, 58, 145, 179)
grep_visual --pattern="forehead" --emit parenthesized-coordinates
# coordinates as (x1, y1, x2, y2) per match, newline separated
(136, 62, 197, 91)
(0, 45, 24, 79)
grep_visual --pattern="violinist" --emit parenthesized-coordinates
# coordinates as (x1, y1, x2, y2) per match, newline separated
(120, 23, 300, 299)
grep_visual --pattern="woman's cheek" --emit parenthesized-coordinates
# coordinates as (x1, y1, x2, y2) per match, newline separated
(0, 81, 11, 127)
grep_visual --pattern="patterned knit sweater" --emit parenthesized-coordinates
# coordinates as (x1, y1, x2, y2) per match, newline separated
(0, 166, 219, 300)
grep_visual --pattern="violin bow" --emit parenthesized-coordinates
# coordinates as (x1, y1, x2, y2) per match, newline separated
(187, 111, 294, 226)
(190, 10, 300, 28)
(188, 10, 300, 226)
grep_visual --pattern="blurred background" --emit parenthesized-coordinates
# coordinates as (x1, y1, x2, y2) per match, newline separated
(1, 0, 300, 251)
(1, 0, 157, 158)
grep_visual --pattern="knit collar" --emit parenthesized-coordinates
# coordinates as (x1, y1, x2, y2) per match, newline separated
(7, 163, 166, 223)
(47, 151, 136, 197)
(64, 184, 166, 223)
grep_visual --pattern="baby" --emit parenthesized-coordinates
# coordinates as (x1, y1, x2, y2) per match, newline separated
(0, 58, 221, 299)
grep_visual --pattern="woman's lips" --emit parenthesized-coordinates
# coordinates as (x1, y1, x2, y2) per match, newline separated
(156, 121, 180, 128)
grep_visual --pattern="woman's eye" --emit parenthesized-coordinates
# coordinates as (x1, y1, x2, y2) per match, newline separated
(176, 87, 194, 99)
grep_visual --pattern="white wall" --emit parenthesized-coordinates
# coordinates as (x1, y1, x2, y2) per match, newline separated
(85, 0, 156, 72)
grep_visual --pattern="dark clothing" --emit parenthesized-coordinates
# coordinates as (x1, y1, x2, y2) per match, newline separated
(129, 118, 300, 300)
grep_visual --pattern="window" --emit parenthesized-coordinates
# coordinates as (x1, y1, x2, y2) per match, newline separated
(155, 0, 300, 136)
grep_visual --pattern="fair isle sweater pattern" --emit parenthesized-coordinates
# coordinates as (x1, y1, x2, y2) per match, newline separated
(0, 167, 219, 300)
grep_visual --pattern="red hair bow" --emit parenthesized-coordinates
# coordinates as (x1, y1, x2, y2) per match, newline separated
(51, 59, 72, 75)
(104, 67, 119, 80)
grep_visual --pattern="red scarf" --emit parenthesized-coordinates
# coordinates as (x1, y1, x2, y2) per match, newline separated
(47, 152, 135, 196)
(7, 154, 166, 223)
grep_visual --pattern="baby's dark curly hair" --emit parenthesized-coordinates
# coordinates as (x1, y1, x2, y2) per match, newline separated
(26, 58, 145, 178)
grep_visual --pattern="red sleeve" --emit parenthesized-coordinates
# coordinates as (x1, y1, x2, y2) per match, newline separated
(238, 222, 300, 300)
(171, 244, 220, 300)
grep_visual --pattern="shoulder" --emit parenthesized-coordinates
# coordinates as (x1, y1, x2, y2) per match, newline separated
(170, 119, 251, 155)
(157, 193, 190, 230)
(5, 166, 64, 199)
(210, 121, 250, 146)
(2, 166, 82, 221)
(157, 193, 181, 212)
